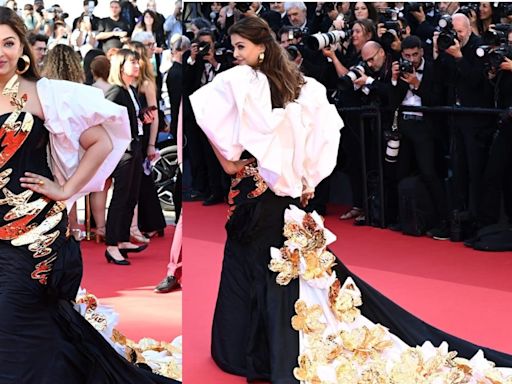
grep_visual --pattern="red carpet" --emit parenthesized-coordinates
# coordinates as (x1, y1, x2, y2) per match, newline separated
(183, 202, 512, 383)
(80, 226, 181, 343)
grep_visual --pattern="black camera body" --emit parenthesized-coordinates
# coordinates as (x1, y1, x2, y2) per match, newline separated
(501, 3, 512, 17)
(399, 58, 414, 74)
(482, 23, 510, 46)
(337, 61, 371, 90)
(196, 41, 211, 58)
(437, 15, 457, 51)
(477, 43, 512, 71)
(287, 28, 304, 41)
(458, 3, 478, 18)
(286, 45, 300, 61)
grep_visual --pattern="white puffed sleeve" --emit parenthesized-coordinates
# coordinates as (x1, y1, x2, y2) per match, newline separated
(190, 65, 343, 198)
(36, 78, 131, 208)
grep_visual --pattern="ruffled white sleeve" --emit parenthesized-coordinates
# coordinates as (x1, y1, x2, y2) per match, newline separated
(36, 78, 131, 208)
(190, 65, 343, 198)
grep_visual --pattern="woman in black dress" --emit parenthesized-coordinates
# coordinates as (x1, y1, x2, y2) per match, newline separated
(191, 16, 512, 383)
(0, 7, 177, 383)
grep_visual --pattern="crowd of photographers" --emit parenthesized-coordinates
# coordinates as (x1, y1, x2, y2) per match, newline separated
(183, 2, 512, 244)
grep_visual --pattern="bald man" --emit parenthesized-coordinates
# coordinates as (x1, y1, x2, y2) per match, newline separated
(432, 13, 494, 235)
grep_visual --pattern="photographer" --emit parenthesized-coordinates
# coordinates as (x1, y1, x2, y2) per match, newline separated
(405, 2, 440, 58)
(184, 29, 231, 206)
(96, 0, 130, 53)
(392, 35, 448, 237)
(478, 27, 512, 228)
(434, 13, 494, 228)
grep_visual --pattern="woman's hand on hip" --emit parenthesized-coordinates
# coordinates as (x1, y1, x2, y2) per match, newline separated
(20, 172, 70, 201)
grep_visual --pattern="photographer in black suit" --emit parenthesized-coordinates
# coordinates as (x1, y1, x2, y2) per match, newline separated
(183, 29, 231, 205)
(433, 13, 494, 229)
(392, 35, 448, 237)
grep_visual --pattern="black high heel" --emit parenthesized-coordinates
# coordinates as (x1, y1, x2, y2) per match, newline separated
(105, 250, 130, 265)
(119, 243, 148, 257)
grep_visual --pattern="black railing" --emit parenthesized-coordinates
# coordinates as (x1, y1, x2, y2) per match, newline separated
(335, 104, 510, 228)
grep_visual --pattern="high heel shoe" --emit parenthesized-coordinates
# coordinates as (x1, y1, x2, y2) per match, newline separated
(130, 226, 150, 244)
(143, 229, 165, 239)
(105, 250, 130, 265)
(95, 227, 106, 244)
(119, 243, 148, 257)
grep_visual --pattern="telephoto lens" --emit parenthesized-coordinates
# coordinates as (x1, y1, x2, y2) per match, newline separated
(305, 30, 352, 50)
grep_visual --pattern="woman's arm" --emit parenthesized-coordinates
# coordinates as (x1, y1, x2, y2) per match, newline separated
(20, 125, 113, 201)
(209, 140, 254, 175)
(141, 80, 159, 160)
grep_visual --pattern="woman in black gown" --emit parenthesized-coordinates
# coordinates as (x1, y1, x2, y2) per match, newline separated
(0, 7, 177, 383)
(190, 17, 512, 383)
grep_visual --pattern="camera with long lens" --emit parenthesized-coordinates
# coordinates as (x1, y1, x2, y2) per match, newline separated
(482, 23, 510, 46)
(476, 44, 512, 71)
(337, 60, 371, 90)
(399, 57, 414, 73)
(196, 41, 211, 58)
(384, 130, 400, 163)
(305, 30, 352, 50)
(436, 15, 457, 51)
(408, 2, 434, 13)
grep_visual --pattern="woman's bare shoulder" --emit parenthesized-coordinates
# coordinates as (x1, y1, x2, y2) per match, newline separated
(20, 78, 45, 121)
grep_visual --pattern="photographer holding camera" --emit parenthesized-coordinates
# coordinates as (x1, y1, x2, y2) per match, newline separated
(434, 13, 494, 230)
(391, 35, 448, 237)
(184, 28, 231, 206)
(477, 26, 512, 228)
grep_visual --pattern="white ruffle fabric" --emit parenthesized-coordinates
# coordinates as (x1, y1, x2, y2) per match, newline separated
(270, 206, 512, 384)
(189, 65, 344, 198)
(36, 78, 131, 209)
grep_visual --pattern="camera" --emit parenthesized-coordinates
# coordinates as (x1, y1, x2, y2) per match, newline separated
(482, 23, 510, 46)
(476, 43, 512, 71)
(399, 57, 414, 73)
(305, 30, 352, 50)
(436, 15, 457, 51)
(378, 8, 401, 49)
(458, 3, 478, 18)
(287, 28, 303, 41)
(501, 3, 512, 18)
(196, 41, 211, 58)
(286, 45, 300, 61)
(337, 60, 371, 90)
(408, 2, 434, 13)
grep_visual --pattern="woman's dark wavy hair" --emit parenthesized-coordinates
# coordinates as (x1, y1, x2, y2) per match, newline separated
(228, 17, 304, 108)
(0, 6, 40, 81)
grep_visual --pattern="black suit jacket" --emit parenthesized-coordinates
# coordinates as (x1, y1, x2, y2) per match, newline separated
(436, 33, 494, 128)
(105, 84, 140, 142)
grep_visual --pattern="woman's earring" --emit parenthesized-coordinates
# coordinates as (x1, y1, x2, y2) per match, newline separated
(16, 55, 30, 75)
(258, 51, 265, 65)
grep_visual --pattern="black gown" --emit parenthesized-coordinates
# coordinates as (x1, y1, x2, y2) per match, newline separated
(0, 111, 177, 384)
(211, 163, 512, 384)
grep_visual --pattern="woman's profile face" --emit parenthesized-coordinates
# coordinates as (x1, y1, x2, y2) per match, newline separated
(0, 24, 23, 78)
(231, 33, 264, 67)
(352, 23, 369, 48)
(121, 55, 140, 79)
(354, 2, 369, 20)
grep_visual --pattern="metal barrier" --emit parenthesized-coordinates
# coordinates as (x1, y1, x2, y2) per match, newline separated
(336, 104, 510, 228)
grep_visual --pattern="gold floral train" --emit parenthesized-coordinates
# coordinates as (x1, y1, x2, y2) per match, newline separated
(269, 205, 512, 384)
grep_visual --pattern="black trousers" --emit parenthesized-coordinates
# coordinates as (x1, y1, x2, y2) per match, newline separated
(478, 122, 512, 226)
(396, 117, 448, 223)
(106, 140, 143, 245)
(452, 124, 493, 217)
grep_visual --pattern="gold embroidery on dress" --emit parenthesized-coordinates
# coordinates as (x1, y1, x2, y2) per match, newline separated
(0, 74, 62, 285)
(227, 162, 268, 217)
(31, 254, 57, 285)
(0, 168, 12, 189)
